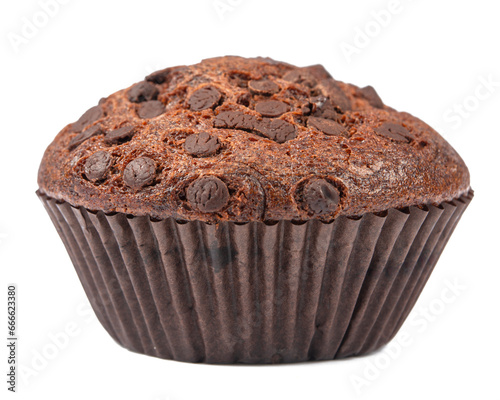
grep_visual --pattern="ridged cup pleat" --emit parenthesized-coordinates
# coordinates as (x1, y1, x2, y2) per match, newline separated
(376, 195, 470, 348)
(41, 199, 121, 344)
(87, 211, 154, 355)
(335, 208, 414, 358)
(37, 190, 472, 363)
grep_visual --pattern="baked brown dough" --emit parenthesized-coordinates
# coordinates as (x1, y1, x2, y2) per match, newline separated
(37, 56, 470, 222)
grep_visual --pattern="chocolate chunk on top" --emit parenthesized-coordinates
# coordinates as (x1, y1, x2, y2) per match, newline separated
(237, 92, 251, 107)
(128, 81, 159, 103)
(248, 80, 280, 95)
(145, 68, 169, 84)
(302, 65, 333, 81)
(72, 105, 103, 132)
(375, 122, 412, 142)
(317, 80, 352, 112)
(137, 100, 165, 119)
(187, 176, 229, 213)
(145, 65, 187, 84)
(359, 85, 384, 108)
(308, 117, 346, 137)
(214, 111, 257, 130)
(69, 125, 103, 150)
(304, 179, 340, 215)
(300, 102, 314, 115)
(255, 119, 297, 143)
(123, 157, 157, 189)
(105, 126, 136, 144)
(255, 100, 289, 117)
(84, 151, 112, 182)
(188, 86, 222, 111)
(184, 132, 221, 157)
(282, 69, 317, 88)
(312, 97, 341, 121)
(214, 111, 296, 143)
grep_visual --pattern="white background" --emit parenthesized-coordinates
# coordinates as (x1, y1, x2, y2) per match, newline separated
(1, 0, 499, 399)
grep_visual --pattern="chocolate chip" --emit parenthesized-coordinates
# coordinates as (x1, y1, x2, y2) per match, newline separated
(214, 111, 257, 130)
(301, 102, 313, 116)
(184, 132, 221, 157)
(105, 126, 136, 143)
(302, 65, 333, 80)
(248, 80, 280, 95)
(227, 71, 252, 88)
(237, 92, 251, 107)
(187, 176, 229, 213)
(255, 119, 297, 143)
(359, 86, 384, 108)
(123, 157, 157, 189)
(317, 80, 352, 112)
(128, 81, 159, 103)
(137, 100, 165, 119)
(188, 86, 221, 111)
(375, 122, 411, 142)
(304, 179, 340, 215)
(318, 108, 339, 121)
(285, 87, 310, 101)
(145, 69, 169, 84)
(214, 111, 296, 143)
(145, 66, 187, 84)
(282, 69, 317, 88)
(311, 97, 341, 121)
(255, 100, 289, 117)
(69, 125, 103, 150)
(72, 105, 103, 132)
(308, 117, 346, 136)
(84, 151, 112, 182)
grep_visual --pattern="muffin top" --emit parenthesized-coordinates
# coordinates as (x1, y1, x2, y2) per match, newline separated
(38, 56, 470, 222)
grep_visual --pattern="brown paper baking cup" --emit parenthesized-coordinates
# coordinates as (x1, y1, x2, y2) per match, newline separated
(37, 190, 473, 364)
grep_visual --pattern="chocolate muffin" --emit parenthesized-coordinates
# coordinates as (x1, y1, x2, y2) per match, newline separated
(37, 56, 472, 363)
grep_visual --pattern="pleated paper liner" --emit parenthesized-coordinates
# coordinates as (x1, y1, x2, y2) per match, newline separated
(37, 189, 473, 364)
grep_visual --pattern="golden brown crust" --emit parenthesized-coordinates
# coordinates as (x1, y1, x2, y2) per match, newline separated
(37, 56, 470, 222)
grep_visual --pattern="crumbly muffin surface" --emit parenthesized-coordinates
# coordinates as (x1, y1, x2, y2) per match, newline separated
(38, 56, 470, 222)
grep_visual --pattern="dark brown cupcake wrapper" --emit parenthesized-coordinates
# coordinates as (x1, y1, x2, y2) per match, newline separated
(37, 190, 473, 364)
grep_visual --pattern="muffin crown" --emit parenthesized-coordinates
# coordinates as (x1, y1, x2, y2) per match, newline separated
(38, 56, 470, 222)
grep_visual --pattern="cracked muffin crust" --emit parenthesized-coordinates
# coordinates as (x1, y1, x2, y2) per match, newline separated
(37, 56, 470, 222)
